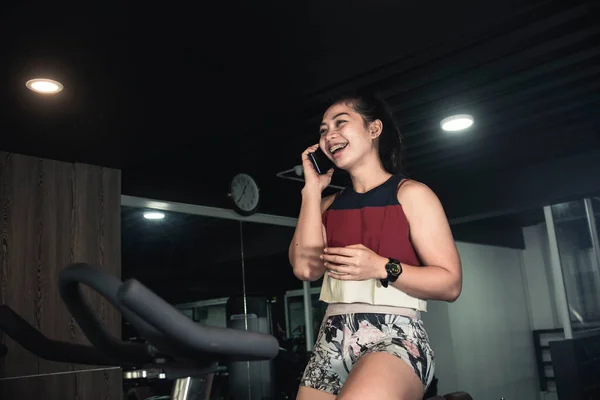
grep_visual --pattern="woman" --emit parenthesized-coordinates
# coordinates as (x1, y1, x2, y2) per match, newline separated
(288, 92, 462, 400)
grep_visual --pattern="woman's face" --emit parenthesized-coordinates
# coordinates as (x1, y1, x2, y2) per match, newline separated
(318, 101, 380, 171)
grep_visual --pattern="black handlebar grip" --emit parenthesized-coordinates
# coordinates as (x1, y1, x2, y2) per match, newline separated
(118, 279, 280, 362)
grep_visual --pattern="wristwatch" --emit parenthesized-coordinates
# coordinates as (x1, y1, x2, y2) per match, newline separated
(380, 258, 402, 288)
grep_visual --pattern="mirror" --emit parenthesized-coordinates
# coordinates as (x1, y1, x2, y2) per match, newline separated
(238, 220, 301, 400)
(121, 204, 245, 399)
(121, 202, 305, 399)
(121, 205, 243, 328)
(550, 200, 600, 334)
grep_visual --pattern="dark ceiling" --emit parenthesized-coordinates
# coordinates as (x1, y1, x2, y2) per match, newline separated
(1, 0, 600, 221)
(5, 0, 598, 302)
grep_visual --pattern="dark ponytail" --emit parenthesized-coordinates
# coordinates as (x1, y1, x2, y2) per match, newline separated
(328, 91, 403, 174)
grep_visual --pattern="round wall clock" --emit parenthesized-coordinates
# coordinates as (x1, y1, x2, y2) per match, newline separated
(229, 173, 260, 216)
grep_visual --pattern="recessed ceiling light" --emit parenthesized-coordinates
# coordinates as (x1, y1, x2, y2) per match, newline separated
(143, 211, 165, 220)
(440, 114, 474, 132)
(25, 78, 64, 94)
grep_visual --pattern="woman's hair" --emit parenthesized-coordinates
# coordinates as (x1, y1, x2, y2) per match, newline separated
(327, 91, 403, 174)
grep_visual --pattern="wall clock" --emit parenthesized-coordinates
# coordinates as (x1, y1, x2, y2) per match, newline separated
(229, 173, 260, 216)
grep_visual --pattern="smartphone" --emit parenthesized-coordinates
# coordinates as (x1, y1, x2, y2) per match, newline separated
(308, 147, 335, 175)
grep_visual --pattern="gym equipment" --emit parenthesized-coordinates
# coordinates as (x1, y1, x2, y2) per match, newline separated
(550, 330, 600, 400)
(226, 296, 276, 399)
(0, 304, 122, 366)
(0, 263, 280, 400)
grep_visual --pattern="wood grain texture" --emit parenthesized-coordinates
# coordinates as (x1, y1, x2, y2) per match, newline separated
(0, 152, 122, 399)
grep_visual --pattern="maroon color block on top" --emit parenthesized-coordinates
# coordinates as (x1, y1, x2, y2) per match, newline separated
(322, 174, 422, 267)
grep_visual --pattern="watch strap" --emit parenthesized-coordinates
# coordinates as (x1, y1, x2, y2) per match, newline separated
(380, 258, 402, 288)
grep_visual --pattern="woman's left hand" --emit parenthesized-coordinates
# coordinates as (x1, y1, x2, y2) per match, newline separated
(320, 244, 386, 281)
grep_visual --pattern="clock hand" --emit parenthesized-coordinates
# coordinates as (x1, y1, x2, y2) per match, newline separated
(236, 185, 248, 202)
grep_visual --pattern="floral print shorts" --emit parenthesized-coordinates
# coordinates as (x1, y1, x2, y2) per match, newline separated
(300, 312, 435, 395)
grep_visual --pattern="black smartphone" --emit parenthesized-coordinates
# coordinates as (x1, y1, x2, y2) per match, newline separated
(308, 147, 335, 175)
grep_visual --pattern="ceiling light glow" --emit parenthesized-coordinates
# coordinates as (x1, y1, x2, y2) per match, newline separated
(440, 114, 474, 132)
(25, 78, 64, 94)
(143, 211, 165, 220)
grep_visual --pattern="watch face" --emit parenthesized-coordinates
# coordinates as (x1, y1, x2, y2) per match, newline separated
(231, 173, 259, 213)
(388, 263, 400, 276)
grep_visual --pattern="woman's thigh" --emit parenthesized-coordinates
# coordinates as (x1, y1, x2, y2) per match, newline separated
(337, 351, 424, 400)
(296, 386, 337, 400)
(298, 312, 435, 399)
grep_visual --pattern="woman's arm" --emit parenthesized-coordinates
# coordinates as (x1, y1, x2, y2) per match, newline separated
(388, 180, 462, 302)
(288, 189, 336, 281)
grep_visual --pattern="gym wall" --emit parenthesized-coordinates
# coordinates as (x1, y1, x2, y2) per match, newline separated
(422, 241, 540, 399)
(0, 152, 122, 399)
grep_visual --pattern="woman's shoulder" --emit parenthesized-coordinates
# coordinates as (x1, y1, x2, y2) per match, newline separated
(396, 177, 441, 209)
(321, 191, 341, 213)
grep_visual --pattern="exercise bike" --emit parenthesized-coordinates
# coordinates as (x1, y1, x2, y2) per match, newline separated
(0, 263, 280, 400)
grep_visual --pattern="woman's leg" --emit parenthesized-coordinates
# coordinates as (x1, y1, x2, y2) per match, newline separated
(296, 340, 345, 400)
(296, 313, 345, 400)
(336, 352, 424, 400)
(296, 386, 337, 400)
(336, 314, 435, 400)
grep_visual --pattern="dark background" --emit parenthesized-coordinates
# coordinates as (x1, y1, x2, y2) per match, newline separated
(2, 0, 600, 301)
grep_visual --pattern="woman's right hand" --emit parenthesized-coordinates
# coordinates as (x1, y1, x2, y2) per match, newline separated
(301, 144, 334, 193)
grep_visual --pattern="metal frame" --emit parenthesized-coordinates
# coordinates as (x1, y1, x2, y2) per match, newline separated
(176, 297, 230, 310)
(121, 195, 298, 227)
(284, 287, 322, 297)
(171, 375, 214, 400)
(283, 294, 290, 338)
(303, 282, 315, 351)
(176, 297, 229, 325)
(283, 286, 321, 342)
(124, 369, 218, 400)
(584, 198, 600, 297)
(275, 167, 345, 190)
(543, 205, 574, 339)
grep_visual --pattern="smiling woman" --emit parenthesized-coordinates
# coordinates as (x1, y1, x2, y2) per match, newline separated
(289, 91, 462, 400)
(316, 93, 402, 175)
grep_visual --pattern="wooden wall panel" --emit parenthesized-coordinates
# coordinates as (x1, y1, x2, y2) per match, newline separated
(0, 152, 122, 399)
(0, 368, 122, 399)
